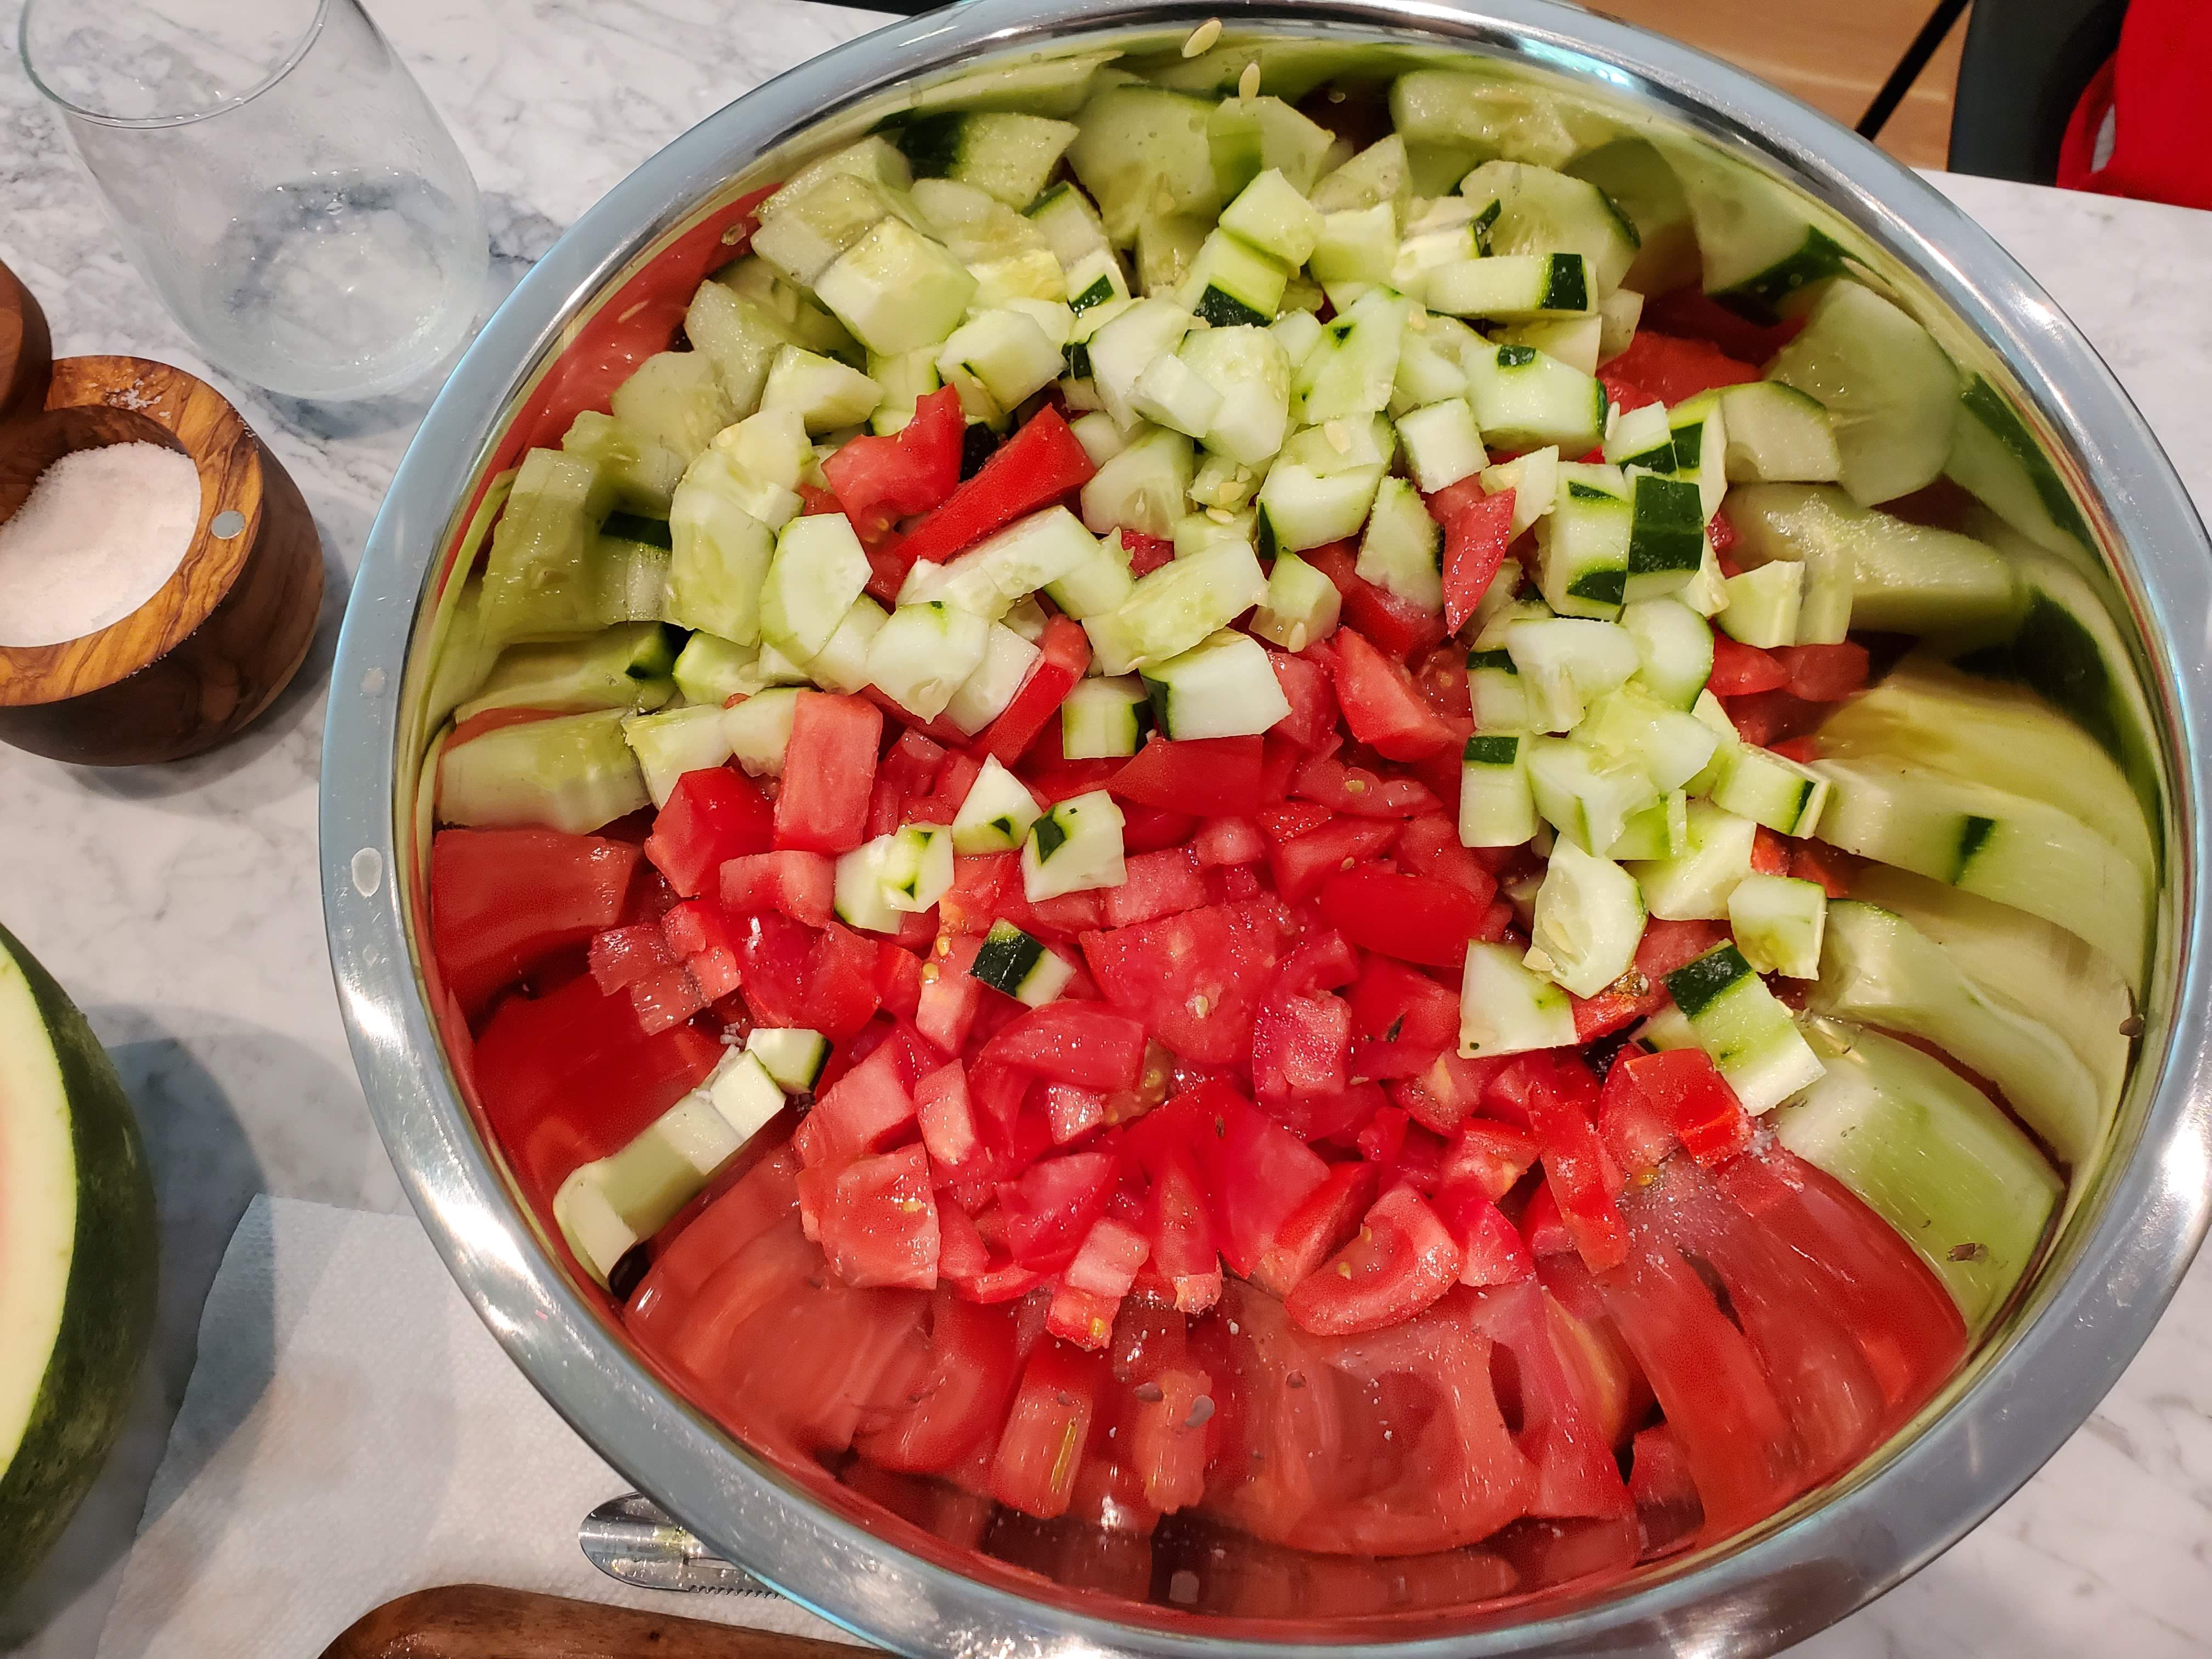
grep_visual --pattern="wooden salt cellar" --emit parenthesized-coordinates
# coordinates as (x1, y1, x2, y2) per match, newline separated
(0, 258, 324, 765)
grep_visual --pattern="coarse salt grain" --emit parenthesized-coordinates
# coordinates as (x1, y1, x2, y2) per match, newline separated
(0, 442, 201, 648)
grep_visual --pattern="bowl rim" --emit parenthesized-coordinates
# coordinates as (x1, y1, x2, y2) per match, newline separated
(323, 1, 2212, 1652)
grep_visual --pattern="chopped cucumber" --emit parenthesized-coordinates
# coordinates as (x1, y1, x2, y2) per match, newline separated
(671, 632, 759, 708)
(951, 754, 1045, 853)
(1464, 343, 1605, 455)
(1711, 381, 1842, 483)
(1308, 203, 1398, 285)
(1765, 280, 1959, 506)
(665, 465, 775, 648)
(1714, 562, 1801, 649)
(1310, 133, 1410, 213)
(760, 345, 882, 433)
(1219, 167, 1324, 266)
(611, 352, 736, 462)
(1205, 94, 1336, 198)
(1459, 158, 1640, 295)
(1504, 615, 1638, 731)
(867, 346, 944, 435)
(681, 282, 797, 420)
(814, 216, 978, 355)
(1088, 297, 1198, 428)
(1534, 462, 1631, 619)
(1255, 435, 1386, 554)
(972, 918, 1074, 1007)
(1021, 789, 1127, 900)
(912, 178, 1067, 307)
(1461, 732, 1538, 848)
(1496, 314, 1602, 376)
(1176, 229, 1290, 327)
(722, 686, 802, 777)
(1130, 351, 1225, 438)
(1607, 793, 1689, 860)
(1062, 675, 1153, 758)
(942, 624, 1044, 734)
(439, 709, 650, 834)
(1063, 248, 1131, 316)
(900, 504, 1096, 619)
(1179, 325, 1292, 466)
(1086, 536, 1268, 675)
(936, 309, 1063, 413)
(1190, 451, 1260, 510)
(1565, 138, 1699, 295)
(1622, 471, 1707, 603)
(1066, 84, 1224, 244)
(455, 624, 680, 723)
(1525, 736, 1660, 855)
(1028, 180, 1115, 269)
(868, 600, 993, 719)
(1726, 872, 1826, 979)
(1810, 755, 2148, 989)
(1662, 943, 1825, 1112)
(1663, 143, 1853, 318)
(1468, 647, 1535, 733)
(1079, 425, 1197, 539)
(1043, 528, 1136, 619)
(1529, 838, 1646, 998)
(1459, 940, 1578, 1058)
(1297, 287, 1413, 424)
(555, 1088, 751, 1284)
(1426, 252, 1593, 321)
(746, 1026, 830, 1093)
(1710, 742, 1828, 836)
(1621, 596, 1713, 710)
(1136, 213, 1208, 298)
(1250, 552, 1343, 652)
(887, 110, 1079, 209)
(1356, 475, 1443, 613)
(1598, 289, 1643, 362)
(562, 411, 685, 518)
(1480, 444, 1560, 535)
(1944, 373, 2093, 555)
(1142, 628, 1292, 738)
(834, 836, 907, 933)
(1271, 308, 1327, 370)
(478, 448, 609, 645)
(760, 512, 871, 661)
(622, 704, 736, 808)
(1396, 397, 1486, 492)
(1777, 1023, 2059, 1329)
(1069, 410, 1130, 467)
(1811, 900, 2105, 1165)
(1626, 799, 1758, 919)
(881, 823, 956, 913)
(1604, 402, 1674, 471)
(1577, 685, 1722, 793)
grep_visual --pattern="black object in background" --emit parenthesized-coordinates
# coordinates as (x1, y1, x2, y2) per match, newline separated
(1945, 0, 2130, 182)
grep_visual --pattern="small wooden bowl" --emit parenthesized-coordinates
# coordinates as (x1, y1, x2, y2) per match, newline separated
(0, 354, 324, 765)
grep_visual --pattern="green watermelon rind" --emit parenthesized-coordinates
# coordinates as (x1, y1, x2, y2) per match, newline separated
(0, 921, 157, 1601)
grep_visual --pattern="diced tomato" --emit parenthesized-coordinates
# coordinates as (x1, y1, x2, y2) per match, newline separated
(1394, 813, 1500, 905)
(1410, 642, 1473, 721)
(1436, 1187, 1534, 1286)
(1142, 1081, 1329, 1278)
(1081, 901, 1287, 1065)
(1040, 1080, 1106, 1144)
(1790, 839, 1855, 898)
(874, 942, 924, 1019)
(1144, 1143, 1223, 1313)
(1319, 868, 1492, 968)
(1639, 286, 1807, 364)
(1751, 825, 1792, 876)
(981, 616, 1090, 767)
(471, 972, 721, 1204)
(1290, 752, 1438, 817)
(1250, 1160, 1377, 1296)
(1285, 1185, 1462, 1335)
(804, 921, 884, 1040)
(1443, 493, 1516, 632)
(1470, 1279, 1631, 1521)
(1101, 845, 1207, 928)
(1259, 798, 1334, 842)
(820, 385, 963, 539)
(1770, 735, 1820, 764)
(1302, 540, 1451, 657)
(887, 406, 1095, 568)
(1772, 641, 1871, 702)
(431, 828, 641, 1017)
(916, 1062, 982, 1170)
(1442, 1120, 1542, 1201)
(1355, 1102, 1409, 1170)
(588, 923, 675, 993)
(1271, 928, 1361, 998)
(1109, 736, 1266, 817)
(1598, 330, 1759, 408)
(1047, 1216, 1151, 1348)
(983, 1003, 1148, 1091)
(1520, 1180, 1573, 1257)
(938, 851, 1015, 936)
(1194, 816, 1266, 866)
(997, 1150, 1119, 1271)
(1707, 633, 1788, 696)
(1423, 473, 1489, 526)
(1330, 629, 1455, 760)
(1707, 509, 1740, 561)
(1120, 529, 1175, 575)
(806, 1041, 916, 1163)
(818, 1143, 939, 1290)
(773, 692, 881, 854)
(1602, 1048, 1755, 1176)
(1349, 957, 1461, 1047)
(1120, 804, 1198, 855)
(853, 1288, 1019, 1472)
(1265, 648, 1340, 751)
(718, 849, 834, 928)
(1250, 990, 1353, 1100)
(1629, 1423, 1702, 1551)
(915, 933, 982, 1053)
(1521, 1058, 1628, 1274)
(640, 768, 773, 898)
(1393, 1050, 1510, 1134)
(1269, 818, 1398, 904)
(990, 1339, 1103, 1519)
(1723, 687, 1827, 748)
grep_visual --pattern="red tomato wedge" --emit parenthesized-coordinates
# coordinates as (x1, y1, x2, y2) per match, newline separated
(772, 692, 881, 854)
(1318, 868, 1493, 968)
(990, 1340, 1104, 1519)
(981, 615, 1090, 767)
(820, 385, 963, 539)
(1598, 331, 1759, 409)
(853, 1288, 1020, 1472)
(1302, 541, 1451, 657)
(1707, 633, 1790, 696)
(1330, 630, 1456, 760)
(820, 1143, 940, 1290)
(1285, 1184, 1462, 1335)
(981, 1003, 1148, 1091)
(1109, 736, 1267, 817)
(888, 407, 1096, 568)
(1443, 492, 1516, 632)
(431, 827, 640, 1017)
(1081, 901, 1288, 1065)
(641, 768, 773, 898)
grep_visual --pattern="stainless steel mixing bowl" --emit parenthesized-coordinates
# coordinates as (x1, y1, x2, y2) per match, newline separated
(321, 2, 2212, 1651)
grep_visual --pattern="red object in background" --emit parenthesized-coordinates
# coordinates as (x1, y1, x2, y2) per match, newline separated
(2057, 0, 2212, 212)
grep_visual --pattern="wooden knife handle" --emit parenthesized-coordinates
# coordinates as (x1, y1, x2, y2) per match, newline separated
(319, 1584, 864, 1658)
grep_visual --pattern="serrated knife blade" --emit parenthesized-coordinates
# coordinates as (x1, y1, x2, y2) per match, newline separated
(580, 1491, 780, 1597)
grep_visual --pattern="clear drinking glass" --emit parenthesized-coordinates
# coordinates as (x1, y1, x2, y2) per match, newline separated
(20, 0, 489, 402)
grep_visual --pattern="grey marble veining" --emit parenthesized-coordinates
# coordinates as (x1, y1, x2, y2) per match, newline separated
(1, 1, 2209, 1652)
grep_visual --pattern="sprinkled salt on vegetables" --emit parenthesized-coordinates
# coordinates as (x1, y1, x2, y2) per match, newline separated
(0, 443, 200, 647)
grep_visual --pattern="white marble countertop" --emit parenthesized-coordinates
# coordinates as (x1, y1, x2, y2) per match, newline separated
(4, 1, 2211, 1652)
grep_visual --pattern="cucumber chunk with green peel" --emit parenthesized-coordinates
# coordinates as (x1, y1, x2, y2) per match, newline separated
(972, 919, 1074, 1007)
(555, 1087, 753, 1285)
(881, 824, 956, 913)
(1626, 799, 1758, 920)
(1726, 483, 2017, 642)
(834, 836, 908, 933)
(752, 170, 916, 287)
(1022, 789, 1127, 900)
(1849, 863, 2133, 1136)
(1067, 84, 1224, 244)
(1029, 181, 1115, 272)
(1666, 398, 1730, 521)
(439, 710, 650, 833)
(1043, 528, 1135, 620)
(1603, 402, 1674, 471)
(1135, 213, 1209, 299)
(1606, 793, 1689, 861)
(1943, 373, 2094, 554)
(814, 217, 978, 355)
(665, 472, 775, 648)
(562, 411, 686, 518)
(1425, 253, 1594, 321)
(684, 282, 819, 420)
(1810, 900, 2107, 1166)
(1464, 343, 1605, 454)
(1709, 381, 1842, 483)
(722, 686, 802, 777)
(612, 352, 737, 463)
(1659, 141, 1854, 319)
(1356, 476, 1444, 613)
(1310, 133, 1410, 213)
(1250, 552, 1343, 652)
(1206, 94, 1336, 199)
(1079, 425, 1197, 540)
(1468, 648, 1535, 734)
(1566, 138, 1698, 296)
(1458, 158, 1641, 296)
(1176, 229, 1290, 328)
(1662, 944, 1825, 1112)
(455, 624, 681, 723)
(867, 600, 993, 720)
(1526, 735, 1660, 855)
(1459, 940, 1579, 1058)
(1297, 287, 1413, 425)
(899, 504, 1097, 620)
(1130, 352, 1225, 439)
(946, 622, 1042, 737)
(952, 754, 1045, 853)
(1622, 471, 1707, 603)
(1727, 872, 1826, 979)
(1816, 656, 2154, 884)
(1776, 1022, 2060, 1329)
(1621, 596, 1713, 711)
(1084, 535, 1268, 675)
(1256, 447, 1386, 555)
(671, 633, 759, 708)
(1765, 280, 1959, 506)
(1809, 755, 2148, 990)
(1087, 296, 1198, 428)
(1709, 742, 1828, 836)
(1308, 203, 1398, 286)
(622, 704, 736, 807)
(746, 1027, 830, 1093)
(1061, 675, 1153, 758)
(1220, 167, 1324, 266)
(1714, 562, 1801, 648)
(936, 309, 1063, 414)
(1142, 629, 1292, 739)
(1534, 462, 1631, 618)
(1461, 732, 1539, 848)
(478, 448, 608, 645)
(1396, 397, 1486, 493)
(1498, 313, 1604, 377)
(760, 345, 882, 433)
(885, 110, 1079, 209)
(1529, 838, 1646, 998)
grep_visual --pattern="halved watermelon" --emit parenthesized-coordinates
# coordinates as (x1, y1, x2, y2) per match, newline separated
(0, 923, 157, 1596)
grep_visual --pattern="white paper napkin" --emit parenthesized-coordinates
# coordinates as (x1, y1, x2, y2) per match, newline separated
(91, 1197, 865, 1659)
